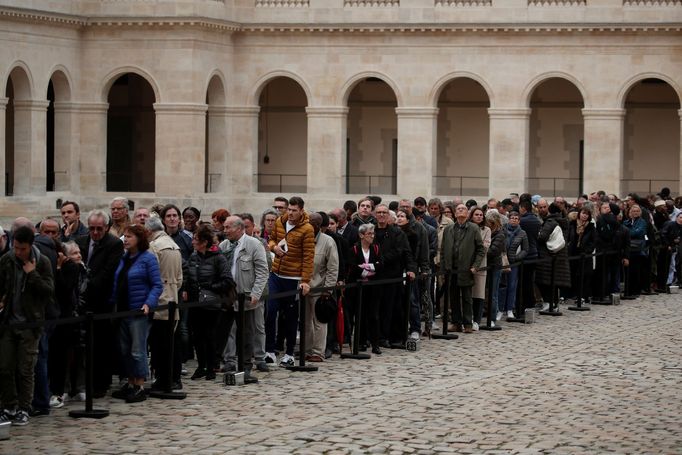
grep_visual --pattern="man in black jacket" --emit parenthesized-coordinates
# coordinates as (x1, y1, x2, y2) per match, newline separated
(519, 200, 541, 309)
(75, 209, 124, 397)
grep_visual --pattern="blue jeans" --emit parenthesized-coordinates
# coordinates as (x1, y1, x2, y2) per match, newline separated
(32, 326, 52, 411)
(499, 268, 519, 312)
(265, 274, 300, 356)
(119, 316, 150, 379)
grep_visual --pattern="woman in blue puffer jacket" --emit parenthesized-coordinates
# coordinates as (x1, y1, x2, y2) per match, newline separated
(110, 224, 163, 403)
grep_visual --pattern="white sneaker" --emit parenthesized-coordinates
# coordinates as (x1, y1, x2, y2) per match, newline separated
(264, 352, 277, 364)
(541, 302, 550, 312)
(472, 322, 479, 331)
(409, 331, 420, 341)
(489, 321, 496, 328)
(496, 311, 504, 321)
(279, 354, 295, 367)
(506, 310, 514, 319)
(49, 395, 64, 409)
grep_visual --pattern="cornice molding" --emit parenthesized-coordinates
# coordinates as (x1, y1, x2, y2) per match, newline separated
(153, 103, 208, 115)
(13, 100, 51, 111)
(305, 106, 350, 117)
(395, 107, 439, 118)
(0, 6, 681, 34)
(581, 108, 626, 119)
(223, 106, 261, 117)
(487, 108, 532, 119)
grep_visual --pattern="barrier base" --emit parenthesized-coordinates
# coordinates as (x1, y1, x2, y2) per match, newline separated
(506, 316, 526, 323)
(149, 390, 187, 400)
(591, 298, 612, 305)
(480, 324, 502, 331)
(431, 333, 458, 340)
(567, 306, 590, 311)
(621, 294, 638, 300)
(539, 309, 563, 316)
(69, 409, 109, 419)
(340, 353, 371, 360)
(285, 364, 319, 372)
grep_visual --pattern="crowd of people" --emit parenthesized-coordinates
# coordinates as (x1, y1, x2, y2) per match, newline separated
(0, 189, 680, 426)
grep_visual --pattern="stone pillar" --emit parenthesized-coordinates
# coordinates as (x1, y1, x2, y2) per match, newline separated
(582, 108, 626, 196)
(679, 109, 682, 196)
(53, 101, 78, 192)
(488, 108, 531, 198)
(395, 107, 439, 197)
(206, 105, 229, 194)
(225, 106, 260, 197)
(76, 102, 109, 194)
(12, 99, 49, 195)
(154, 103, 208, 197)
(306, 106, 348, 197)
(0, 98, 6, 196)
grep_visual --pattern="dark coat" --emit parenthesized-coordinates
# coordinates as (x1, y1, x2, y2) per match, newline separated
(339, 222, 359, 248)
(76, 233, 124, 313)
(441, 221, 485, 287)
(0, 247, 54, 326)
(568, 220, 596, 274)
(505, 224, 528, 264)
(348, 241, 382, 283)
(487, 228, 507, 270)
(373, 225, 416, 278)
(536, 214, 571, 288)
(520, 212, 542, 259)
(185, 249, 233, 310)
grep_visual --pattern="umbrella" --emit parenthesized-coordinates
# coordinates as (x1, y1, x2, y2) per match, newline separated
(336, 292, 344, 354)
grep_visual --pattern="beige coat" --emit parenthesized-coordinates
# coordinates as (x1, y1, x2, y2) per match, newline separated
(473, 226, 491, 300)
(149, 230, 183, 320)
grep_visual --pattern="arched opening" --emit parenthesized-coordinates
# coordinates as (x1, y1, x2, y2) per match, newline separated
(435, 77, 490, 196)
(205, 75, 226, 193)
(346, 77, 398, 194)
(257, 76, 308, 193)
(106, 73, 156, 192)
(4, 66, 32, 196)
(623, 78, 681, 195)
(47, 70, 71, 191)
(528, 78, 584, 197)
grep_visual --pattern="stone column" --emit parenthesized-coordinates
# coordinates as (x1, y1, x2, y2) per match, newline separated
(12, 99, 49, 195)
(53, 101, 78, 192)
(206, 105, 229, 194)
(582, 108, 625, 196)
(153, 103, 208, 197)
(306, 106, 348, 197)
(0, 98, 7, 196)
(395, 107, 439, 197)
(76, 102, 109, 195)
(225, 106, 260, 197)
(488, 108, 531, 198)
(678, 109, 682, 196)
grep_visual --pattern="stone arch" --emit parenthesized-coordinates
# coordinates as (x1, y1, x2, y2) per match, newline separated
(4, 62, 35, 195)
(523, 71, 589, 109)
(339, 71, 403, 108)
(617, 72, 682, 109)
(101, 66, 161, 103)
(249, 70, 312, 107)
(205, 72, 227, 193)
(46, 67, 74, 191)
(46, 66, 72, 102)
(4, 62, 33, 100)
(205, 70, 227, 105)
(429, 71, 495, 108)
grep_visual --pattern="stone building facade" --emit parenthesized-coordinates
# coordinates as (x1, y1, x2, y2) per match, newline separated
(1, 0, 681, 217)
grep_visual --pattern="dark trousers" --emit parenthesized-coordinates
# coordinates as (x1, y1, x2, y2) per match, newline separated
(214, 309, 235, 367)
(449, 281, 473, 328)
(48, 325, 69, 396)
(93, 320, 114, 394)
(32, 327, 52, 411)
(0, 328, 40, 411)
(265, 274, 300, 356)
(629, 254, 648, 294)
(390, 283, 412, 343)
(347, 283, 380, 348)
(656, 248, 672, 290)
(149, 320, 182, 386)
(378, 282, 399, 343)
(190, 308, 220, 371)
(521, 262, 536, 309)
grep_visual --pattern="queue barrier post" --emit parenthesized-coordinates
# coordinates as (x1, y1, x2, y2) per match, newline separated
(69, 312, 109, 419)
(540, 255, 562, 316)
(432, 271, 458, 340)
(286, 289, 319, 372)
(341, 280, 371, 360)
(568, 254, 590, 312)
(480, 264, 502, 331)
(226, 293, 253, 384)
(150, 301, 188, 399)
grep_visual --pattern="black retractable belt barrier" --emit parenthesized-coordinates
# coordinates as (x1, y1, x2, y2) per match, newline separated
(69, 312, 109, 418)
(286, 289, 319, 371)
(569, 254, 590, 312)
(432, 272, 458, 340)
(593, 251, 612, 305)
(507, 261, 527, 323)
(150, 301, 187, 399)
(237, 294, 245, 373)
(341, 280, 371, 360)
(480, 264, 502, 331)
(540, 255, 562, 316)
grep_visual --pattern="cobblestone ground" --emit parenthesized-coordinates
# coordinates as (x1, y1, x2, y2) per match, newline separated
(3, 293, 682, 454)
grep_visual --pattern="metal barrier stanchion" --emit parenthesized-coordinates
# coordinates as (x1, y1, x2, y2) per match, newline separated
(69, 312, 109, 419)
(286, 289, 319, 371)
(507, 262, 527, 323)
(593, 251, 612, 305)
(540, 256, 562, 316)
(341, 281, 371, 360)
(480, 265, 502, 331)
(432, 272, 458, 340)
(569, 254, 590, 312)
(150, 301, 187, 399)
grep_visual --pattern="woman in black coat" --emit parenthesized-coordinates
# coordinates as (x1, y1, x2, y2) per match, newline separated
(567, 208, 596, 303)
(183, 225, 233, 380)
(536, 203, 571, 307)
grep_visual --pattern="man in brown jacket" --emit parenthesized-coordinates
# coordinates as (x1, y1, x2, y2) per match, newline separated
(265, 196, 315, 367)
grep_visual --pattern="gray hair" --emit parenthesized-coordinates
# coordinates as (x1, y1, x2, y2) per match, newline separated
(358, 223, 375, 235)
(87, 209, 110, 226)
(145, 214, 164, 232)
(227, 217, 245, 230)
(62, 241, 79, 256)
(110, 196, 129, 209)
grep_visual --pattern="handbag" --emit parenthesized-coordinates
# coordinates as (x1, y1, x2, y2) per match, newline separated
(629, 238, 645, 252)
(198, 289, 225, 310)
(547, 225, 566, 253)
(315, 294, 337, 323)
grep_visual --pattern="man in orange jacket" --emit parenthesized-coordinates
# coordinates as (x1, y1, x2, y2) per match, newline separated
(264, 196, 315, 367)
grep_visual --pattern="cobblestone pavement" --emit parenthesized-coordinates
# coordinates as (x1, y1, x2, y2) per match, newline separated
(3, 292, 682, 454)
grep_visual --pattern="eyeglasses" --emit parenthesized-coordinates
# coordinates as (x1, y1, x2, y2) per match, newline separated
(88, 226, 105, 232)
(111, 207, 126, 211)
(375, 211, 389, 215)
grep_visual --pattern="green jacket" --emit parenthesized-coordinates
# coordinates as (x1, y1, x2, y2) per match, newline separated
(0, 247, 55, 326)
(440, 221, 485, 287)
